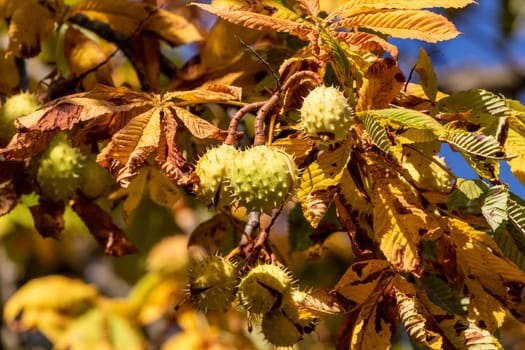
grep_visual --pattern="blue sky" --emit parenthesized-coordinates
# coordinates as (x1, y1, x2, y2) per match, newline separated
(391, 1, 525, 198)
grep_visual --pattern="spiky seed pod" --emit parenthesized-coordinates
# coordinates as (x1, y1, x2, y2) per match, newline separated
(36, 135, 85, 201)
(228, 146, 298, 214)
(0, 92, 41, 142)
(188, 255, 237, 311)
(300, 85, 353, 145)
(261, 309, 303, 347)
(238, 264, 292, 314)
(78, 154, 115, 198)
(194, 145, 238, 209)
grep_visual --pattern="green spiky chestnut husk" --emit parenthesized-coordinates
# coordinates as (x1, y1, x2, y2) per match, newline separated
(0, 92, 41, 143)
(261, 309, 303, 347)
(36, 135, 85, 201)
(194, 145, 238, 209)
(188, 255, 237, 311)
(229, 146, 297, 214)
(238, 264, 292, 314)
(78, 154, 115, 198)
(300, 86, 353, 145)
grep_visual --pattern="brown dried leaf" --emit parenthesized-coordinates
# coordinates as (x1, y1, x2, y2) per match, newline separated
(71, 195, 138, 256)
(29, 199, 66, 239)
(0, 181, 19, 216)
(165, 84, 242, 103)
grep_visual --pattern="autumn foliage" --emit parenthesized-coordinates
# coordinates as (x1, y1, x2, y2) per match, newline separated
(2, 0, 525, 349)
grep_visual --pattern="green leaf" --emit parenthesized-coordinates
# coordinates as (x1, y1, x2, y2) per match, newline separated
(508, 199, 525, 238)
(493, 230, 525, 272)
(447, 179, 488, 213)
(438, 89, 510, 138)
(421, 275, 465, 316)
(441, 129, 507, 160)
(414, 47, 438, 102)
(362, 113, 391, 153)
(360, 108, 444, 133)
(481, 185, 508, 231)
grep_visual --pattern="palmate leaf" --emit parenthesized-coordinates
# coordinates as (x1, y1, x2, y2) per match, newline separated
(441, 129, 507, 160)
(1, 84, 237, 188)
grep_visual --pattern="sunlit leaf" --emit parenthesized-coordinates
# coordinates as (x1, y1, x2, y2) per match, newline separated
(393, 275, 443, 349)
(481, 185, 508, 231)
(441, 129, 507, 160)
(331, 10, 461, 43)
(334, 259, 392, 309)
(356, 58, 405, 111)
(464, 276, 506, 333)
(143, 8, 203, 46)
(191, 2, 312, 41)
(505, 122, 525, 184)
(333, 31, 399, 58)
(360, 108, 444, 133)
(373, 174, 441, 275)
(415, 47, 438, 103)
(448, 217, 525, 323)
(297, 138, 352, 227)
(362, 113, 390, 153)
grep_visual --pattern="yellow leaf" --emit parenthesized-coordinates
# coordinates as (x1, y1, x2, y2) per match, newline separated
(166, 84, 242, 103)
(146, 235, 189, 275)
(63, 26, 114, 90)
(69, 0, 153, 36)
(373, 174, 441, 275)
(328, 0, 475, 20)
(505, 122, 525, 184)
(7, 1, 55, 57)
(333, 10, 461, 43)
(447, 217, 525, 323)
(464, 276, 506, 332)
(333, 31, 399, 58)
(356, 58, 405, 111)
(171, 106, 224, 140)
(55, 308, 145, 350)
(297, 138, 352, 227)
(349, 278, 395, 350)
(417, 286, 503, 349)
(144, 8, 203, 45)
(148, 168, 182, 209)
(191, 3, 312, 41)
(401, 141, 454, 192)
(122, 167, 149, 217)
(0, 48, 20, 94)
(334, 259, 392, 309)
(392, 275, 443, 349)
(271, 132, 313, 166)
(4, 275, 98, 330)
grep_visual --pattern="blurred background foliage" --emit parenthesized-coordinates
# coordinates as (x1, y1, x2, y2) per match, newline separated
(1, 0, 525, 349)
